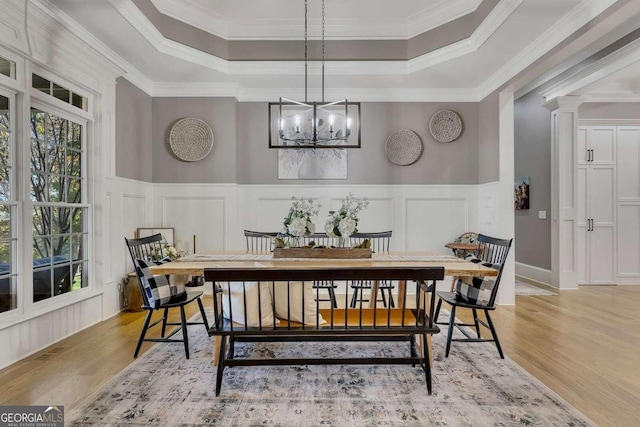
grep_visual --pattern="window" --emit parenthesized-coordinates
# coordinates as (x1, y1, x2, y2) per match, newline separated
(32, 74, 87, 111)
(0, 93, 16, 313)
(30, 108, 88, 302)
(0, 56, 15, 79)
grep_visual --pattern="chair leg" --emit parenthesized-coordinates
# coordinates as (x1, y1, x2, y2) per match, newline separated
(388, 290, 395, 308)
(161, 307, 169, 338)
(445, 305, 456, 358)
(328, 287, 338, 308)
(180, 305, 190, 359)
(434, 299, 443, 323)
(421, 333, 432, 395)
(380, 288, 387, 308)
(485, 309, 504, 359)
(472, 309, 481, 339)
(197, 297, 210, 331)
(134, 309, 153, 358)
(350, 288, 358, 308)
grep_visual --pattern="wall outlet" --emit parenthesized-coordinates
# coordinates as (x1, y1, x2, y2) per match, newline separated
(538, 210, 547, 219)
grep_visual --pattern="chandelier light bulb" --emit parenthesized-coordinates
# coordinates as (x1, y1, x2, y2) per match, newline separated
(294, 115, 301, 133)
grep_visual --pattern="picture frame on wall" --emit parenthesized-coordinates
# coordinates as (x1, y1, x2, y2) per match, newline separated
(136, 227, 175, 246)
(514, 176, 530, 210)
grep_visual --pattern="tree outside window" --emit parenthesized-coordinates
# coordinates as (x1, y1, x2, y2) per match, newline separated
(30, 108, 87, 302)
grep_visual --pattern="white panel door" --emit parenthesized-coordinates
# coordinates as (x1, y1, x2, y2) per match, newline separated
(617, 127, 640, 201)
(577, 128, 588, 165)
(589, 127, 616, 164)
(587, 166, 616, 284)
(617, 204, 640, 276)
(577, 167, 588, 284)
(589, 226, 615, 284)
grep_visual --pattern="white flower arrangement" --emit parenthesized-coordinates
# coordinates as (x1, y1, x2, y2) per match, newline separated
(153, 241, 186, 261)
(325, 193, 369, 242)
(281, 197, 321, 243)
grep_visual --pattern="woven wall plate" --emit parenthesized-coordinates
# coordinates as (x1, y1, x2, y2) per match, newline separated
(385, 129, 423, 166)
(429, 110, 463, 143)
(168, 118, 214, 162)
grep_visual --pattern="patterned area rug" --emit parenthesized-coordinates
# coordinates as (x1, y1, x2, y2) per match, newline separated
(515, 280, 558, 296)
(68, 312, 591, 426)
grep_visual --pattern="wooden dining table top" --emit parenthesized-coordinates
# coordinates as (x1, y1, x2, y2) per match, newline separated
(149, 251, 497, 277)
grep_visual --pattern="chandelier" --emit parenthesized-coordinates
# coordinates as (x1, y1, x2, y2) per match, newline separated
(268, 0, 361, 149)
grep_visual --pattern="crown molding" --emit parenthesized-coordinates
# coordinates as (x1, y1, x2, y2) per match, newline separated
(151, 0, 482, 41)
(150, 0, 229, 39)
(111, 0, 517, 76)
(30, 0, 127, 80)
(148, 85, 481, 102)
(514, 13, 640, 100)
(583, 92, 640, 102)
(121, 69, 154, 95)
(541, 35, 640, 100)
(408, 0, 522, 72)
(542, 95, 585, 111)
(478, 0, 620, 100)
(408, 0, 482, 38)
(151, 81, 239, 98)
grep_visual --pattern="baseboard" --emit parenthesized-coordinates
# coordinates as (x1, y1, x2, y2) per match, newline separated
(515, 262, 555, 289)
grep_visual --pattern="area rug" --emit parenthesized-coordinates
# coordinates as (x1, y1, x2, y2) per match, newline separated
(68, 312, 591, 426)
(515, 280, 558, 296)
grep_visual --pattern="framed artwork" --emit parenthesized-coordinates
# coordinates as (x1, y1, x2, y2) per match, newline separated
(136, 227, 175, 246)
(278, 148, 347, 179)
(515, 176, 530, 210)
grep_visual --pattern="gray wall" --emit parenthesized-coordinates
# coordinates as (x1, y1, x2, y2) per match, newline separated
(514, 91, 552, 270)
(478, 91, 500, 184)
(116, 91, 486, 185)
(115, 78, 152, 182)
(578, 103, 640, 119)
(237, 102, 479, 185)
(151, 97, 237, 183)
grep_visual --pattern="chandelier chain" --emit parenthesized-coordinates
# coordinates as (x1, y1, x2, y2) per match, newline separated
(304, 0, 308, 103)
(322, 0, 325, 103)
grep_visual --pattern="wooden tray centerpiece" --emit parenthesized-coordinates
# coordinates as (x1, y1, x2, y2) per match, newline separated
(273, 247, 372, 259)
(273, 238, 372, 259)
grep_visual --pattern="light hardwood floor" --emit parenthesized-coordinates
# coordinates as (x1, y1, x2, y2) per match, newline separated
(0, 286, 639, 426)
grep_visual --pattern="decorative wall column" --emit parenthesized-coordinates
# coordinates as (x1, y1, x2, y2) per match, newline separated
(543, 96, 584, 289)
(496, 92, 515, 305)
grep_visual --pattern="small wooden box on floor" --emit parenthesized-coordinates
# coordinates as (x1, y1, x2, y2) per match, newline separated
(273, 247, 372, 259)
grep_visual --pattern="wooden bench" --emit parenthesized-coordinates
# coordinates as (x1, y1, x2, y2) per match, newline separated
(204, 266, 444, 396)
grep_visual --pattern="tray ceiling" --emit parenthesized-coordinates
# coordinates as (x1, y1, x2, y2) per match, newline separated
(48, 0, 640, 101)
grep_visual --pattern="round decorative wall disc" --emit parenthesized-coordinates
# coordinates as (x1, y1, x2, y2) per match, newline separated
(168, 118, 214, 162)
(429, 110, 463, 143)
(385, 129, 423, 166)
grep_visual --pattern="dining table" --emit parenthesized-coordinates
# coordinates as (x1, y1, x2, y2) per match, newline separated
(150, 251, 497, 309)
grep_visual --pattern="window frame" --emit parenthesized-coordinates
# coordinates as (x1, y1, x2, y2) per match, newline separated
(0, 87, 18, 318)
(26, 99, 92, 310)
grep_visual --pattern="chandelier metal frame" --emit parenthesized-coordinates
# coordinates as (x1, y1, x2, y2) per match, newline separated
(268, 0, 361, 149)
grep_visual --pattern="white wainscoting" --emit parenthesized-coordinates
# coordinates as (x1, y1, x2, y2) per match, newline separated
(0, 180, 501, 368)
(0, 295, 103, 370)
(214, 184, 480, 253)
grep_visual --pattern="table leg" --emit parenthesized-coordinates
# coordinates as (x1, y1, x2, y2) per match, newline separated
(397, 280, 406, 309)
(368, 280, 381, 308)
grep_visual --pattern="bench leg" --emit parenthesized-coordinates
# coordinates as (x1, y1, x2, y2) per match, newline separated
(215, 336, 227, 396)
(413, 333, 434, 368)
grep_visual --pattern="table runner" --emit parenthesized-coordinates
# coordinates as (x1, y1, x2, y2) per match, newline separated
(181, 253, 464, 262)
